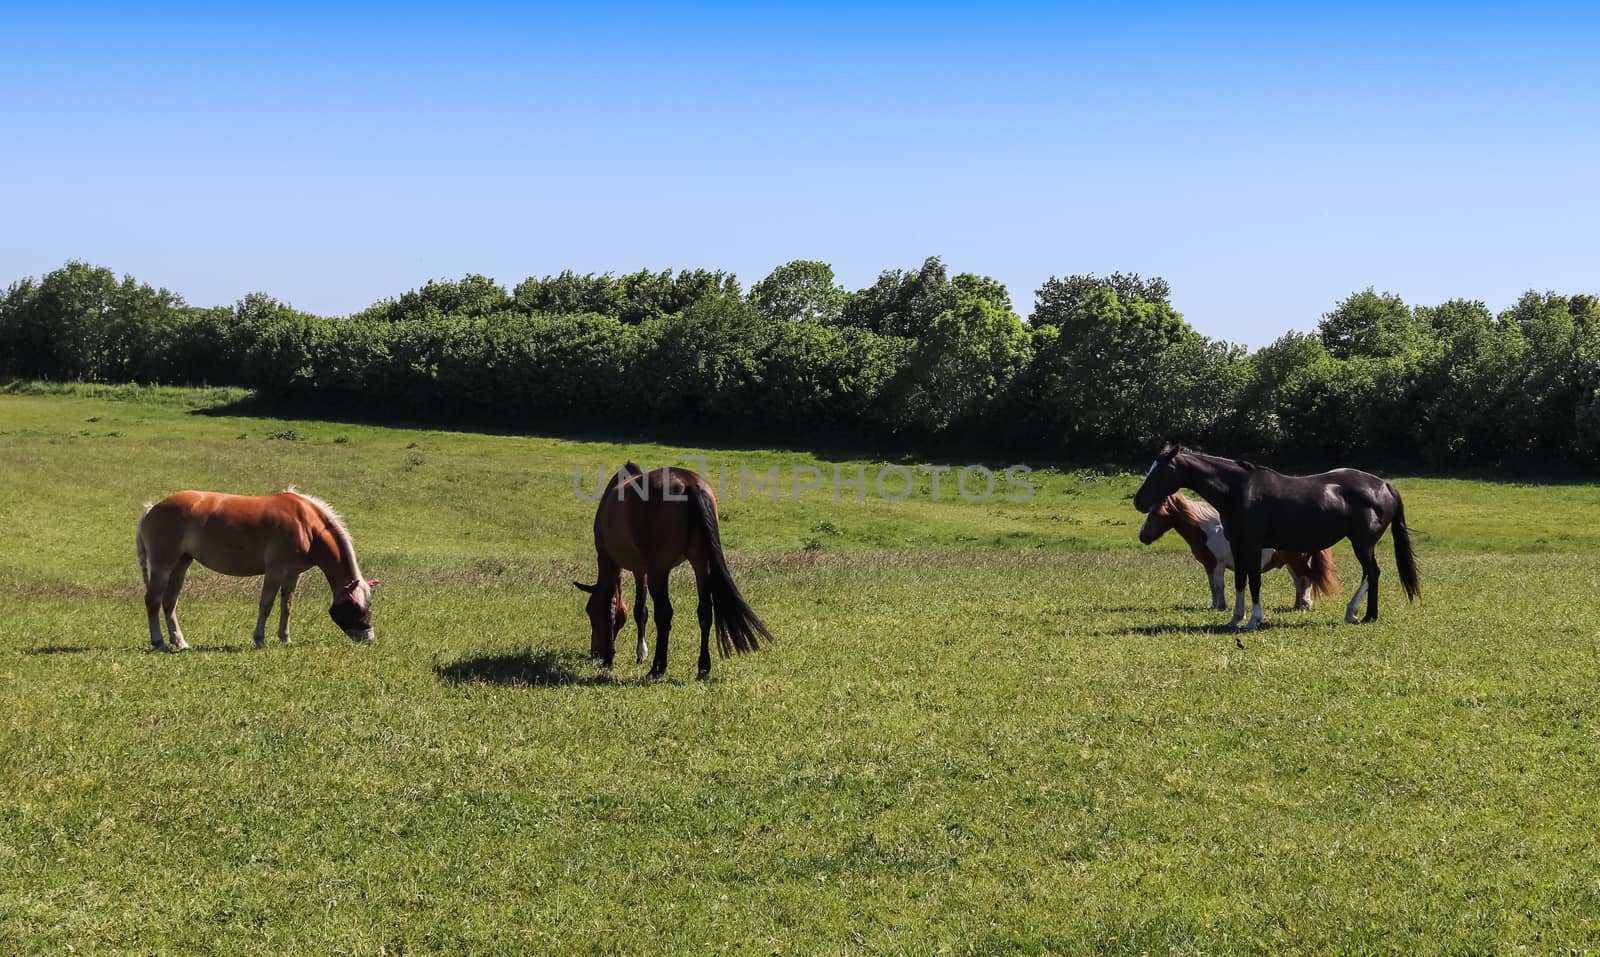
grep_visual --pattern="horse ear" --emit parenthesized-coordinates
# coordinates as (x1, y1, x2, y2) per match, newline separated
(572, 580, 596, 594)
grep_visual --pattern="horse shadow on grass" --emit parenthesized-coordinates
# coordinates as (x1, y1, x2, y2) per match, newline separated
(1112, 617, 1345, 639)
(435, 647, 623, 688)
(26, 645, 91, 655)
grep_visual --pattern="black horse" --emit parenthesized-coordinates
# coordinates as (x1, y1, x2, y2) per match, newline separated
(1133, 443, 1418, 631)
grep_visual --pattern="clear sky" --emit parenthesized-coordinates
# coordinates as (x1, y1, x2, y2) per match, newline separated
(2, 2, 1596, 345)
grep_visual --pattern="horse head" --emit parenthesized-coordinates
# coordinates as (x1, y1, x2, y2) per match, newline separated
(1133, 441, 1187, 513)
(330, 578, 379, 642)
(1138, 495, 1179, 544)
(573, 579, 626, 656)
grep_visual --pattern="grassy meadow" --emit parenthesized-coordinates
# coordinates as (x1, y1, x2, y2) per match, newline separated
(2, 382, 1600, 955)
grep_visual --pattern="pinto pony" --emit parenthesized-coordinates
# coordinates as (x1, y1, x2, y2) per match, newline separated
(1134, 443, 1418, 631)
(137, 489, 378, 651)
(576, 463, 770, 679)
(1139, 493, 1338, 611)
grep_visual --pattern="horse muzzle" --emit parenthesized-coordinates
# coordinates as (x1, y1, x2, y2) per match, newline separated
(347, 628, 375, 642)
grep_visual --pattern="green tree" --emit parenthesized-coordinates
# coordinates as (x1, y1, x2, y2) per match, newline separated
(1317, 288, 1427, 360)
(749, 260, 847, 324)
(839, 256, 955, 338)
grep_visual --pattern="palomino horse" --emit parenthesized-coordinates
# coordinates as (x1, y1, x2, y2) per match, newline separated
(1133, 443, 1418, 631)
(1139, 492, 1339, 611)
(576, 463, 770, 678)
(137, 489, 378, 651)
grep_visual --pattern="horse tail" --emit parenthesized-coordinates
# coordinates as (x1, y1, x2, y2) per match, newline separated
(1307, 548, 1340, 598)
(136, 502, 153, 586)
(1389, 484, 1421, 602)
(688, 484, 771, 656)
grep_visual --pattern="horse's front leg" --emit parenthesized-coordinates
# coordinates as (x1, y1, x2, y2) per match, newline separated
(278, 571, 301, 643)
(1227, 563, 1248, 629)
(1245, 560, 1264, 631)
(1209, 562, 1228, 611)
(253, 573, 282, 649)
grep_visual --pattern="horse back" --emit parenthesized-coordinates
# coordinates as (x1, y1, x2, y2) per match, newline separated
(141, 491, 323, 574)
(593, 467, 711, 575)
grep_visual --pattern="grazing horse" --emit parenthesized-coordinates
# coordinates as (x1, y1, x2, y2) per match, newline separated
(137, 489, 378, 651)
(1133, 443, 1418, 631)
(576, 463, 770, 679)
(1139, 492, 1339, 611)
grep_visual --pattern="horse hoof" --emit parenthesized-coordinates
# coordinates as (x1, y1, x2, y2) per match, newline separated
(697, 669, 711, 681)
(1362, 614, 1378, 624)
(1344, 613, 1360, 624)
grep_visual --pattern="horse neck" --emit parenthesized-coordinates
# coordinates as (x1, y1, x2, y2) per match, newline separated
(1179, 453, 1246, 509)
(311, 525, 363, 592)
(1169, 516, 1213, 553)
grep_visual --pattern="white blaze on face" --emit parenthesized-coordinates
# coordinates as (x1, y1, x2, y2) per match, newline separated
(1146, 459, 1160, 478)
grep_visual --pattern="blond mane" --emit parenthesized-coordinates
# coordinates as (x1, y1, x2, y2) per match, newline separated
(1164, 492, 1220, 527)
(284, 487, 364, 580)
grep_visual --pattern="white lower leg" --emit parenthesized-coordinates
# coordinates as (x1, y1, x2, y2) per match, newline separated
(1246, 599, 1263, 630)
(1345, 577, 1369, 623)
(164, 609, 188, 650)
(1228, 588, 1246, 627)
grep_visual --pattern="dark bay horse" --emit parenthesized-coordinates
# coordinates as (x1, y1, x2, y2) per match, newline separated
(137, 489, 378, 650)
(575, 463, 771, 678)
(1133, 443, 1418, 630)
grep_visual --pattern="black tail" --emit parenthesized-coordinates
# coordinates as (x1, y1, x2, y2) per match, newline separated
(689, 486, 772, 656)
(1389, 485, 1420, 602)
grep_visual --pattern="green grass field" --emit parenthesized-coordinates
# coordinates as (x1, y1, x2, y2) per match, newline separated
(3, 382, 1600, 955)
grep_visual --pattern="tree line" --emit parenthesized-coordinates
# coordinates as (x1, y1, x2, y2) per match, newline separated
(3, 258, 1597, 465)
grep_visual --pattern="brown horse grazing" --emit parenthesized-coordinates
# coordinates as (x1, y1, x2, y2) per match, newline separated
(137, 489, 378, 651)
(575, 463, 771, 679)
(1139, 493, 1339, 611)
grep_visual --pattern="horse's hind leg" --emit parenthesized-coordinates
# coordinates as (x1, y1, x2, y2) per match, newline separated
(144, 566, 168, 650)
(278, 571, 301, 643)
(692, 560, 713, 680)
(253, 573, 283, 649)
(1345, 542, 1379, 623)
(646, 574, 672, 678)
(634, 574, 649, 665)
(161, 555, 193, 651)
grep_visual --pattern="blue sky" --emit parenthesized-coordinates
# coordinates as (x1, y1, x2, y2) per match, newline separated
(2, 2, 1596, 345)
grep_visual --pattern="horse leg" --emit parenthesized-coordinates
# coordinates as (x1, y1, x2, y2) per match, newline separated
(634, 574, 649, 665)
(252, 573, 282, 649)
(278, 571, 301, 643)
(1360, 545, 1381, 623)
(646, 573, 672, 678)
(1246, 559, 1264, 631)
(1286, 556, 1312, 610)
(1227, 563, 1248, 629)
(1345, 542, 1374, 624)
(161, 556, 192, 652)
(144, 562, 170, 650)
(693, 560, 713, 680)
(1208, 562, 1227, 611)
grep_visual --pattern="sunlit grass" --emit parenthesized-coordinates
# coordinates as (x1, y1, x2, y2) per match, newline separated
(2, 384, 1599, 954)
